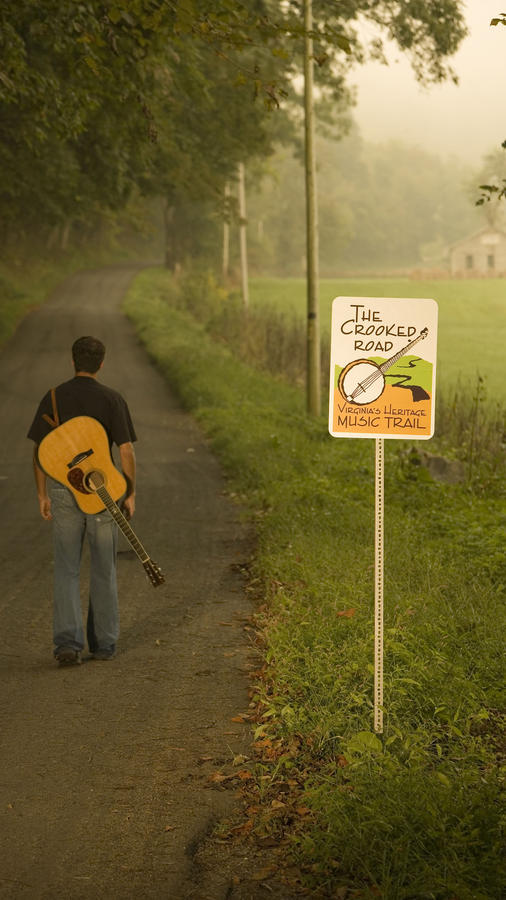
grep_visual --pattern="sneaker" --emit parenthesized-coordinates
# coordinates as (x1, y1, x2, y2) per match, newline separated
(92, 648, 116, 661)
(56, 648, 82, 666)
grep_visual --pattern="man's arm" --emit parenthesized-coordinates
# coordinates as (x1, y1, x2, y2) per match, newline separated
(32, 445, 52, 520)
(119, 441, 136, 519)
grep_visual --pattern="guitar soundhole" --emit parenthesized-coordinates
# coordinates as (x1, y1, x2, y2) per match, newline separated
(84, 470, 106, 493)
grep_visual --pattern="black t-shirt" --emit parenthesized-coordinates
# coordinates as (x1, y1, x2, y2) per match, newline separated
(27, 376, 137, 448)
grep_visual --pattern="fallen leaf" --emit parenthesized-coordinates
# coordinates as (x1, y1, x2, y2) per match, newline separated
(252, 866, 276, 881)
(337, 755, 349, 767)
(271, 799, 286, 809)
(237, 770, 253, 781)
(231, 819, 254, 836)
(233, 754, 249, 766)
(295, 806, 312, 816)
(337, 608, 356, 618)
(254, 738, 272, 750)
(253, 724, 268, 739)
(209, 772, 230, 783)
(255, 835, 279, 848)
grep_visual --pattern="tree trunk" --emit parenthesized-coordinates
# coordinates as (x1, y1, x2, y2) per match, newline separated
(164, 200, 176, 270)
(60, 220, 72, 251)
(46, 225, 59, 251)
(238, 162, 249, 309)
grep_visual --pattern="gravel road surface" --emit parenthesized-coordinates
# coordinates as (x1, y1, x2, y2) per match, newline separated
(0, 267, 269, 899)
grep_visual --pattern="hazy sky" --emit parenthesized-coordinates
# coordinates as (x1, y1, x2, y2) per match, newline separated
(351, 1, 505, 163)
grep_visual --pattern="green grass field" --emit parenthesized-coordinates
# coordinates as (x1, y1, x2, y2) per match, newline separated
(250, 277, 506, 398)
(124, 268, 505, 899)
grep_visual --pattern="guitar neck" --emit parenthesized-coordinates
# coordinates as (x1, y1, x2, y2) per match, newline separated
(379, 330, 426, 374)
(96, 486, 149, 564)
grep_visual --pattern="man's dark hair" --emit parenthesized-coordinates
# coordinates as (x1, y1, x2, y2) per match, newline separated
(72, 336, 106, 374)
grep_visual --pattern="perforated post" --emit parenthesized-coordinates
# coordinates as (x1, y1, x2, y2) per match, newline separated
(374, 438, 384, 734)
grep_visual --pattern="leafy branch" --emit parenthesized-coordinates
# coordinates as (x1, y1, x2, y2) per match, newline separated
(476, 141, 506, 206)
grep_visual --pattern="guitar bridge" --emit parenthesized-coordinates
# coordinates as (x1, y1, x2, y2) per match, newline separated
(67, 448, 94, 469)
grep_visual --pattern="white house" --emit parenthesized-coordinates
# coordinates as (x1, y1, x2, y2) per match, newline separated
(448, 226, 506, 276)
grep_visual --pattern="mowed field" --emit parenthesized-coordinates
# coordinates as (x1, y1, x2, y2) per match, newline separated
(250, 277, 506, 398)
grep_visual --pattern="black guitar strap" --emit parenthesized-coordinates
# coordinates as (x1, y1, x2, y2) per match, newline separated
(41, 388, 60, 429)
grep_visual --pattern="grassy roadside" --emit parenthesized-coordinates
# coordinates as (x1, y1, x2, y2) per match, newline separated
(0, 247, 139, 350)
(124, 267, 505, 899)
(0, 260, 64, 348)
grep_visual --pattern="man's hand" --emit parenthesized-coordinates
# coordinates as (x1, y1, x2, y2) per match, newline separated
(119, 442, 136, 521)
(33, 446, 51, 520)
(122, 495, 135, 520)
(38, 495, 52, 520)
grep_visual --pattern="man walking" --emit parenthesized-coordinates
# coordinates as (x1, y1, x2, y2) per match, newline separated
(27, 336, 137, 666)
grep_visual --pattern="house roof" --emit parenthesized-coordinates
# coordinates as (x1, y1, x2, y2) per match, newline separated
(448, 225, 506, 251)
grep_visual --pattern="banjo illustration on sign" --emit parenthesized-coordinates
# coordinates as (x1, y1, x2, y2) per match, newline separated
(338, 326, 429, 405)
(329, 297, 438, 439)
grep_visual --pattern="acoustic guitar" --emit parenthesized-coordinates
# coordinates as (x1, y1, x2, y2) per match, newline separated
(338, 327, 429, 405)
(37, 416, 165, 588)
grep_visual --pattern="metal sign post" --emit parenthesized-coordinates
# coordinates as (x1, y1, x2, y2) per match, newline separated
(328, 297, 438, 734)
(374, 437, 384, 733)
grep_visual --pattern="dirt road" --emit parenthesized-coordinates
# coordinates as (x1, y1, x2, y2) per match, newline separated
(0, 267, 264, 899)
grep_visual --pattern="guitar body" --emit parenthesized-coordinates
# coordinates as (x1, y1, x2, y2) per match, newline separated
(37, 416, 165, 587)
(38, 416, 126, 514)
(338, 359, 385, 405)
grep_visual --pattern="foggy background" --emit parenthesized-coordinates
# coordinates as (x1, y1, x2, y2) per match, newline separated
(352, 0, 505, 162)
(2, 2, 504, 278)
(245, 1, 506, 276)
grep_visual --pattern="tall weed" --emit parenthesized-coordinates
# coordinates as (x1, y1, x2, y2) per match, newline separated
(436, 375, 506, 486)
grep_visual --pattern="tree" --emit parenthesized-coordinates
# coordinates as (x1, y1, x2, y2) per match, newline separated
(278, 0, 467, 414)
(0, 0, 286, 250)
(0, 1, 172, 242)
(0, 0, 468, 267)
(474, 14, 506, 208)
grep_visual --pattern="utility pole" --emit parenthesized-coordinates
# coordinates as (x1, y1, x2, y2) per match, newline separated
(238, 162, 249, 308)
(303, 0, 320, 416)
(223, 181, 230, 281)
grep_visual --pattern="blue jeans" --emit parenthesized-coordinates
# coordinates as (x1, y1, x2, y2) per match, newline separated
(49, 482, 119, 656)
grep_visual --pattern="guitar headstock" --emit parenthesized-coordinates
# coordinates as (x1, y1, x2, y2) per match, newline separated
(143, 559, 165, 588)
